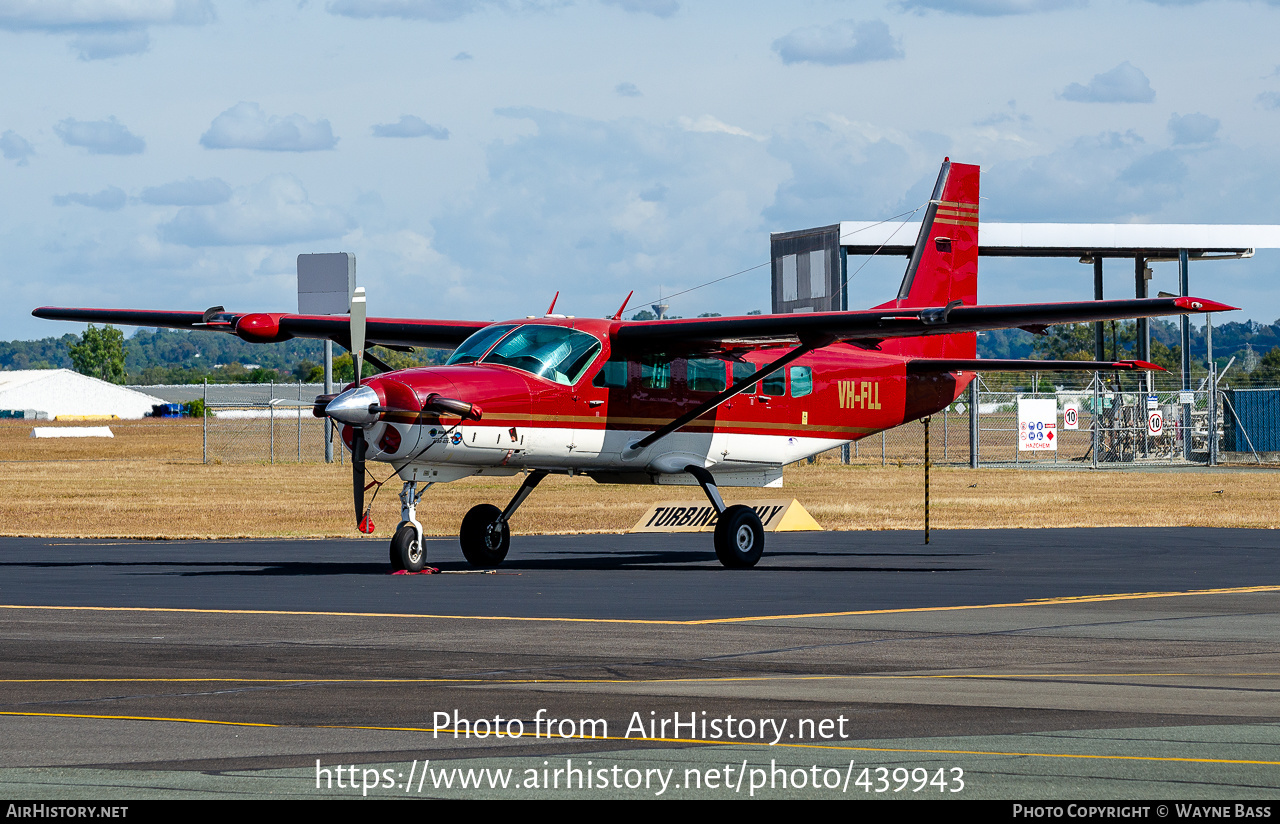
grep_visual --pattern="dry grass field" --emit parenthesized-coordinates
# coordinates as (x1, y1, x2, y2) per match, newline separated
(1, 419, 1277, 539)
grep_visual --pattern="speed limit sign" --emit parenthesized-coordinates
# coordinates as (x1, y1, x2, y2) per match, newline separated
(1148, 410, 1163, 436)
(1063, 403, 1079, 430)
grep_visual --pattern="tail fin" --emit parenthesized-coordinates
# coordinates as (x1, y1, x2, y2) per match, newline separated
(875, 158, 979, 359)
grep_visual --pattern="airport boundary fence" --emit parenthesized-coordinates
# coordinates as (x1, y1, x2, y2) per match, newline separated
(127, 374, 1277, 468)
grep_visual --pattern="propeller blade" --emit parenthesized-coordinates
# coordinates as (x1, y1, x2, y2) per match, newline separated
(352, 426, 368, 527)
(350, 286, 366, 385)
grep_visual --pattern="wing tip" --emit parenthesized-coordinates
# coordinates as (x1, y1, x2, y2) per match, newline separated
(1175, 297, 1238, 313)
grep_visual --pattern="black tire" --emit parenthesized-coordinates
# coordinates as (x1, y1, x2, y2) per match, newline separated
(391, 522, 426, 572)
(460, 504, 510, 568)
(713, 505, 764, 568)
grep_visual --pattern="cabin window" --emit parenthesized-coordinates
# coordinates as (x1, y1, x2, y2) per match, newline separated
(445, 324, 516, 366)
(731, 361, 757, 392)
(761, 370, 786, 396)
(480, 325, 602, 385)
(592, 358, 628, 389)
(790, 365, 813, 398)
(640, 357, 671, 390)
(687, 358, 727, 393)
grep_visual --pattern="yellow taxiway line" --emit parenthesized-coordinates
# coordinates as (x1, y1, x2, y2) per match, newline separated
(0, 584, 1276, 626)
(0, 672, 1277, 686)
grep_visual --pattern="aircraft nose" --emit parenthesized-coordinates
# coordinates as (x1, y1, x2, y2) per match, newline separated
(324, 384, 380, 426)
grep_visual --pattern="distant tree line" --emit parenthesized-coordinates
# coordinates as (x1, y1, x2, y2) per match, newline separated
(0, 326, 443, 385)
(3, 316, 1280, 388)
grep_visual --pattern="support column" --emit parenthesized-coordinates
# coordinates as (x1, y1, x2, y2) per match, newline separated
(1179, 249, 1192, 461)
(1135, 255, 1150, 363)
(1093, 256, 1105, 361)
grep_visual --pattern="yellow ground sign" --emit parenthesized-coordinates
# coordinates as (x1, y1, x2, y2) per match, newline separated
(631, 499, 822, 533)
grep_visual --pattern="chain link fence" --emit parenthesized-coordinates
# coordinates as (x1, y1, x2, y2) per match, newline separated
(128, 374, 1277, 468)
(840, 372, 1273, 468)
(130, 381, 340, 465)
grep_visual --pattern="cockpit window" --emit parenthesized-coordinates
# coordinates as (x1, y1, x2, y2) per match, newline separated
(481, 325, 602, 385)
(446, 325, 516, 366)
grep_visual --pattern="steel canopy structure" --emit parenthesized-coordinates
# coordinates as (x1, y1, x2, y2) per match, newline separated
(772, 221, 1280, 398)
(831, 221, 1280, 261)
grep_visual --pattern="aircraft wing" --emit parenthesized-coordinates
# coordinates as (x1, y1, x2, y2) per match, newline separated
(30, 307, 491, 350)
(611, 297, 1235, 353)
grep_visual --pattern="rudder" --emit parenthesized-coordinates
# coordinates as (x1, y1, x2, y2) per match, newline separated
(875, 159, 979, 359)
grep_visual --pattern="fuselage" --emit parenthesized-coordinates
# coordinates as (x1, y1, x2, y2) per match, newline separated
(339, 317, 973, 488)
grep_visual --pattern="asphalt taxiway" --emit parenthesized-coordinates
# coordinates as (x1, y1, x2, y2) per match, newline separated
(1, 529, 1278, 799)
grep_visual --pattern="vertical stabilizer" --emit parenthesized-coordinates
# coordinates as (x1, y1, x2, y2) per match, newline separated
(875, 159, 979, 359)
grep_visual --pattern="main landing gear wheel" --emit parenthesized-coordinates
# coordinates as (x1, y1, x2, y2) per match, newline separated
(460, 503, 510, 568)
(391, 523, 426, 572)
(713, 505, 764, 569)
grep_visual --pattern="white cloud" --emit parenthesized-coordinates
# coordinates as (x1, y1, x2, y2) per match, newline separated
(159, 174, 354, 247)
(1258, 91, 1280, 111)
(897, 0, 1082, 14)
(1168, 112, 1220, 145)
(1059, 62, 1156, 103)
(371, 115, 449, 139)
(615, 82, 641, 98)
(199, 103, 338, 152)
(0, 130, 34, 165)
(54, 116, 145, 154)
(0, 0, 213, 30)
(429, 108, 789, 318)
(764, 115, 945, 231)
(53, 186, 128, 211)
(772, 20, 903, 67)
(140, 177, 232, 206)
(69, 29, 149, 60)
(678, 115, 761, 140)
(600, 0, 678, 18)
(326, 0, 562, 21)
(0, 0, 213, 60)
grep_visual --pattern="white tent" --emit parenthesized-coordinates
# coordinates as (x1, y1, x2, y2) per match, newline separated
(0, 370, 165, 420)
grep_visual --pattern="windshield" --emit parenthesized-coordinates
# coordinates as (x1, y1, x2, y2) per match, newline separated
(445, 325, 516, 366)
(481, 325, 602, 385)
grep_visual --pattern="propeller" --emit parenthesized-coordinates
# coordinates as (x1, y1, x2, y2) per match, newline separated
(348, 287, 374, 532)
(316, 287, 485, 533)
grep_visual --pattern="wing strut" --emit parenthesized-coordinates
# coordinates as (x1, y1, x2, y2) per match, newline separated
(628, 335, 833, 451)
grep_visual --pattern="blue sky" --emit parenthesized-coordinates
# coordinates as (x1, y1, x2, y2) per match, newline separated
(3, 0, 1279, 340)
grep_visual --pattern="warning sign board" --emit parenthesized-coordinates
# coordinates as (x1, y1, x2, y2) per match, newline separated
(1018, 398, 1057, 451)
(1148, 410, 1163, 436)
(1063, 401, 1079, 430)
(631, 499, 822, 533)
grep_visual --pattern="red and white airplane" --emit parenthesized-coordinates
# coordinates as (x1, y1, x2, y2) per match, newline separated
(34, 160, 1234, 570)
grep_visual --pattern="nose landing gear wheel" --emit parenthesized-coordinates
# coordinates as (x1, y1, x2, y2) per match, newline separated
(460, 503, 510, 568)
(391, 523, 426, 572)
(713, 505, 764, 568)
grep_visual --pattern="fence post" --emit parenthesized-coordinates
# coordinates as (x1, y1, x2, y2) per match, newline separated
(202, 378, 207, 464)
(881, 431, 886, 466)
(269, 379, 275, 464)
(943, 404, 949, 460)
(1092, 372, 1099, 469)
(969, 375, 979, 468)
(297, 380, 303, 462)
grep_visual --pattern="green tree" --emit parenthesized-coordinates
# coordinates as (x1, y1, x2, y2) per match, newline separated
(68, 324, 126, 384)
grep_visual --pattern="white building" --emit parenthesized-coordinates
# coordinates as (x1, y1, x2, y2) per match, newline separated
(0, 370, 166, 420)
